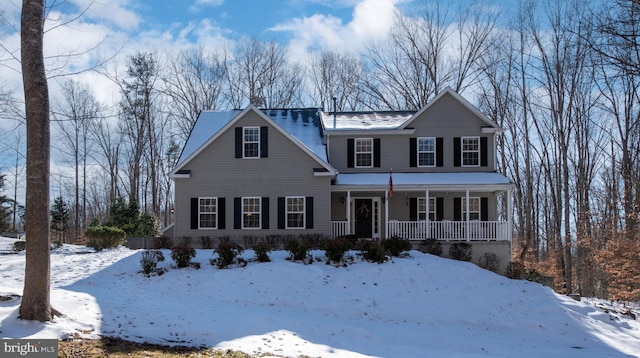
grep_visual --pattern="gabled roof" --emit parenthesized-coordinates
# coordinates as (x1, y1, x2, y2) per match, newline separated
(174, 109, 242, 167)
(171, 106, 336, 177)
(263, 108, 327, 161)
(318, 87, 501, 132)
(399, 87, 502, 130)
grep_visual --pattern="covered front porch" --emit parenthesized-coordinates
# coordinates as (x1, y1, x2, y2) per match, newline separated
(330, 172, 513, 242)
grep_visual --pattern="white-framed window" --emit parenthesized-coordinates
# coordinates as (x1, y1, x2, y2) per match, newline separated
(199, 197, 217, 229)
(462, 137, 480, 167)
(243, 127, 260, 158)
(462, 197, 480, 221)
(355, 138, 373, 168)
(286, 196, 305, 229)
(242, 197, 261, 229)
(418, 137, 436, 167)
(418, 197, 436, 221)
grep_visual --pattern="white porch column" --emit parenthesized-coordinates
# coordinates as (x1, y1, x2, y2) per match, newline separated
(347, 191, 351, 234)
(385, 189, 389, 238)
(466, 189, 470, 241)
(425, 190, 430, 239)
(425, 190, 430, 224)
(507, 187, 513, 248)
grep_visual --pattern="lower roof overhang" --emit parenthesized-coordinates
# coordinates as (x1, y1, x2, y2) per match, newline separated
(332, 172, 514, 192)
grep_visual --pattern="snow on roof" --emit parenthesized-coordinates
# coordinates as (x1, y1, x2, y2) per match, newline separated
(320, 111, 415, 130)
(176, 110, 242, 167)
(264, 108, 327, 162)
(335, 172, 513, 189)
(175, 108, 328, 170)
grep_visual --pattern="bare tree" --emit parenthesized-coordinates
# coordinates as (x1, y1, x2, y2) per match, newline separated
(53, 79, 100, 243)
(525, 0, 596, 294)
(19, 0, 54, 321)
(89, 115, 122, 212)
(362, 1, 497, 110)
(226, 38, 305, 108)
(162, 47, 227, 140)
(591, 0, 640, 236)
(308, 50, 364, 111)
(117, 52, 162, 214)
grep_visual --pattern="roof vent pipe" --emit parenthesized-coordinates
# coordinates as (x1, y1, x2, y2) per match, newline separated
(333, 96, 337, 129)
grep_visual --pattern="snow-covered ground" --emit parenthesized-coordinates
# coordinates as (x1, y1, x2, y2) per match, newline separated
(0, 236, 639, 357)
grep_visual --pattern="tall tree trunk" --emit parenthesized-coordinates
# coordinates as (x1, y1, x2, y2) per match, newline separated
(19, 0, 53, 321)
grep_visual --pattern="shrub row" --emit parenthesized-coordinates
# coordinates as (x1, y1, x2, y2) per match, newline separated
(140, 236, 415, 273)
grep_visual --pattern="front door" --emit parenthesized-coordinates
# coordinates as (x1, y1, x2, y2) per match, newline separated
(354, 198, 373, 238)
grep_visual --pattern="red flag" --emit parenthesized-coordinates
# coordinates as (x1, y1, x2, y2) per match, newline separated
(388, 169, 393, 197)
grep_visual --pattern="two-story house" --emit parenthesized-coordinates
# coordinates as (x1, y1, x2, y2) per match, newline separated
(169, 88, 514, 268)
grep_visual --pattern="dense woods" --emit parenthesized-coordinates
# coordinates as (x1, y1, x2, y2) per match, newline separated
(1, 0, 640, 301)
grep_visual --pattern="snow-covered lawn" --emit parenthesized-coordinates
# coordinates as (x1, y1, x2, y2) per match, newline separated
(0, 236, 638, 357)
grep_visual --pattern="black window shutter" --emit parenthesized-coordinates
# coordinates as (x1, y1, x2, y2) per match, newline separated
(306, 196, 314, 229)
(347, 139, 354, 168)
(278, 197, 285, 229)
(409, 138, 417, 167)
(436, 198, 444, 221)
(373, 138, 381, 167)
(261, 197, 269, 229)
(191, 198, 199, 229)
(235, 127, 242, 158)
(453, 137, 461, 167)
(409, 198, 418, 221)
(234, 197, 241, 229)
(480, 137, 488, 167)
(454, 198, 462, 221)
(260, 126, 268, 158)
(436, 138, 443, 167)
(481, 197, 489, 221)
(218, 198, 226, 229)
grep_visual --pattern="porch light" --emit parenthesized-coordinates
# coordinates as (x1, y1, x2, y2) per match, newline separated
(341, 197, 345, 205)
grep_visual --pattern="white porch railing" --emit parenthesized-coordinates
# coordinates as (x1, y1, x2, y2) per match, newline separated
(387, 220, 510, 241)
(330, 220, 510, 241)
(331, 221, 350, 238)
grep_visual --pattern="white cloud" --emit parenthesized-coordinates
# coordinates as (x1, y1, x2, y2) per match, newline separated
(190, 0, 225, 13)
(269, 0, 402, 62)
(69, 0, 141, 31)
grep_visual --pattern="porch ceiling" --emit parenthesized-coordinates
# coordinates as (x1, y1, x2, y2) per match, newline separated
(333, 172, 513, 192)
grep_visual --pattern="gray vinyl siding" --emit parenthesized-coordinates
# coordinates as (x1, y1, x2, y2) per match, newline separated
(174, 111, 331, 239)
(327, 93, 496, 173)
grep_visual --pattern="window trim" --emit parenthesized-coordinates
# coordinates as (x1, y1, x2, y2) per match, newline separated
(417, 137, 436, 167)
(243, 126, 260, 159)
(461, 136, 480, 167)
(418, 197, 436, 221)
(462, 197, 481, 221)
(355, 138, 374, 168)
(242, 197, 261, 229)
(285, 196, 305, 229)
(198, 197, 218, 229)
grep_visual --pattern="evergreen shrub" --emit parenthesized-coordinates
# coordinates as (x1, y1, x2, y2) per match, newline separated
(252, 241, 272, 262)
(140, 249, 166, 276)
(449, 242, 473, 261)
(171, 242, 196, 268)
(213, 238, 244, 268)
(323, 237, 351, 263)
(85, 225, 126, 251)
(359, 239, 388, 264)
(418, 238, 443, 256)
(285, 239, 310, 262)
(383, 236, 412, 257)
